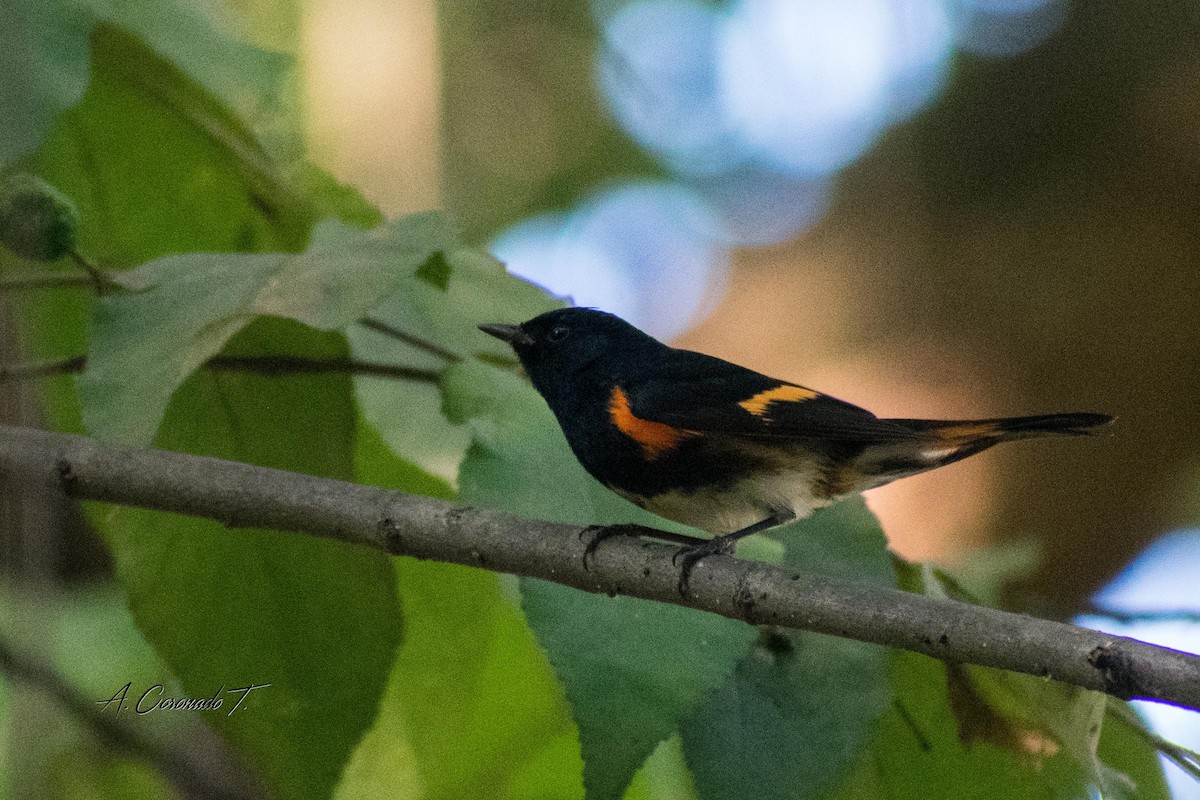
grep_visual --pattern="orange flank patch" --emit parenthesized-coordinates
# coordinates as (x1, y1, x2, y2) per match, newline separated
(608, 387, 696, 460)
(738, 384, 819, 417)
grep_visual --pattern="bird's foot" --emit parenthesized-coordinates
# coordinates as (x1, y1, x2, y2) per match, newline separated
(672, 535, 736, 595)
(579, 524, 645, 571)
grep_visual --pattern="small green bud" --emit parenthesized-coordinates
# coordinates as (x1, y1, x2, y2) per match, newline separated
(0, 173, 80, 262)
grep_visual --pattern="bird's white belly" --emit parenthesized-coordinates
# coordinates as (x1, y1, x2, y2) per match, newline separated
(615, 463, 833, 535)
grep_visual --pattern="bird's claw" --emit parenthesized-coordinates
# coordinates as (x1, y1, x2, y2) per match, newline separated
(580, 524, 643, 571)
(673, 536, 735, 595)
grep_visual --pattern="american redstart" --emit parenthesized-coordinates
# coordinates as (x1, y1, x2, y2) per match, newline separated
(480, 308, 1112, 593)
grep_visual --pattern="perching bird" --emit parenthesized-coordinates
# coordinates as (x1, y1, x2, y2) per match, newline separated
(480, 308, 1112, 593)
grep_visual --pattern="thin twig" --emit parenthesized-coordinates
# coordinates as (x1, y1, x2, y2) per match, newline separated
(0, 355, 441, 384)
(0, 356, 87, 379)
(0, 634, 259, 800)
(357, 316, 461, 363)
(1, 424, 1198, 711)
(69, 250, 111, 295)
(1107, 700, 1200, 781)
(0, 272, 91, 291)
(207, 355, 441, 383)
(1082, 606, 1200, 625)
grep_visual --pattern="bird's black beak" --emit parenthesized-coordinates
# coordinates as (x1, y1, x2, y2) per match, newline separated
(479, 323, 533, 347)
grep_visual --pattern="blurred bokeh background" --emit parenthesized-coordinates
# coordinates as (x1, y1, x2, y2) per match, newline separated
(5, 0, 1200, 795)
(294, 0, 1199, 611)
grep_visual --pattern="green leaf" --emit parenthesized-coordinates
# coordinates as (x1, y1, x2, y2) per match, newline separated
(443, 358, 755, 800)
(961, 667, 1142, 799)
(350, 247, 561, 479)
(684, 630, 891, 800)
(80, 212, 459, 443)
(102, 318, 402, 800)
(522, 583, 753, 800)
(679, 501, 894, 800)
(415, 250, 452, 291)
(0, 0, 91, 170)
(837, 559, 1167, 800)
(340, 408, 581, 800)
(18, 22, 380, 437)
(345, 561, 581, 800)
(1096, 702, 1171, 800)
(840, 649, 1092, 800)
(86, 0, 291, 139)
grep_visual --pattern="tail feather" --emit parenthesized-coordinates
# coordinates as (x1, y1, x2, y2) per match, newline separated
(853, 413, 1114, 488)
(890, 413, 1114, 443)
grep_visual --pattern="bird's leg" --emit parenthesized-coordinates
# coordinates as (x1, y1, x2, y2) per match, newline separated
(673, 509, 795, 595)
(579, 524, 701, 571)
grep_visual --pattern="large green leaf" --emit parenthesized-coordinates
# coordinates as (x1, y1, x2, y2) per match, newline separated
(679, 501, 894, 800)
(103, 318, 402, 800)
(843, 649, 1091, 800)
(349, 248, 563, 479)
(1, 0, 293, 173)
(19, 22, 378, 435)
(443, 358, 756, 800)
(833, 560, 1169, 800)
(0, 0, 91, 170)
(338, 433, 580, 800)
(87, 0, 291, 139)
(80, 212, 457, 443)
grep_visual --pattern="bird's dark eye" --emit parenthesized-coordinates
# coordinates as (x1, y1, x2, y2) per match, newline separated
(548, 326, 570, 342)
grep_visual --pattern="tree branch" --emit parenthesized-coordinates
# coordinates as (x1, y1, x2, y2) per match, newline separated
(0, 355, 441, 384)
(1, 424, 1198, 710)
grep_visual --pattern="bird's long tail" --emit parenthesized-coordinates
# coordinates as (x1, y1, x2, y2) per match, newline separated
(896, 412, 1113, 441)
(852, 412, 1113, 490)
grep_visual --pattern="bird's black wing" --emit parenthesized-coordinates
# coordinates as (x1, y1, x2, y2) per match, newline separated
(626, 349, 920, 442)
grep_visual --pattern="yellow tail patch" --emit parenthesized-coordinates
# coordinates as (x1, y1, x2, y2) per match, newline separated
(934, 423, 1000, 443)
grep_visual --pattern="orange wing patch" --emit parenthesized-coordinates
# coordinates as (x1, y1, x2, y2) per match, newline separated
(738, 384, 819, 417)
(609, 386, 696, 460)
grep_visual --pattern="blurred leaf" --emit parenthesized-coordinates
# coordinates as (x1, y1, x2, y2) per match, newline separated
(848, 557, 1167, 800)
(345, 410, 580, 800)
(521, 583, 754, 800)
(355, 412, 453, 500)
(20, 23, 379, 437)
(367, 561, 580, 800)
(100, 318, 402, 800)
(86, 0, 291, 138)
(934, 538, 1044, 607)
(624, 736, 699, 800)
(1097, 702, 1172, 800)
(443, 358, 755, 800)
(49, 749, 170, 800)
(0, 0, 91, 170)
(962, 667, 1143, 799)
(840, 649, 1091, 800)
(13, 10, 399, 800)
(35, 24, 311, 265)
(81, 213, 458, 443)
(415, 250, 452, 291)
(350, 247, 561, 479)
(680, 501, 894, 800)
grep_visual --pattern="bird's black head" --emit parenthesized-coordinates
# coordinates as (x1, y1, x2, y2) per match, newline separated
(479, 308, 662, 404)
